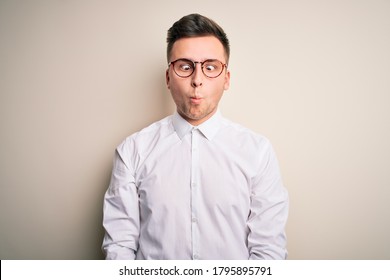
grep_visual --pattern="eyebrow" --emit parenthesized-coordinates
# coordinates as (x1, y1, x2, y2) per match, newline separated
(171, 58, 225, 63)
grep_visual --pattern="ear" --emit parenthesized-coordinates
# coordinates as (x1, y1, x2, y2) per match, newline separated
(166, 69, 170, 89)
(223, 70, 230, 91)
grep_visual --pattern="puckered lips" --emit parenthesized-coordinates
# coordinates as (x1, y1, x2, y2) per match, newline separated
(190, 96, 203, 105)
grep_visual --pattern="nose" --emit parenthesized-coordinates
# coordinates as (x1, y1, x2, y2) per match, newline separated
(191, 63, 203, 88)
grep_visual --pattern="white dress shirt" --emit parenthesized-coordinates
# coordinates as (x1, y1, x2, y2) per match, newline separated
(102, 111, 289, 260)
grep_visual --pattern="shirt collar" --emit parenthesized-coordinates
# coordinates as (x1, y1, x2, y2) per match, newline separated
(172, 110, 223, 141)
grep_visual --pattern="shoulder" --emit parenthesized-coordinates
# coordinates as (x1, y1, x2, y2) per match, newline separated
(219, 117, 282, 176)
(117, 115, 174, 152)
(132, 115, 173, 139)
(219, 117, 271, 148)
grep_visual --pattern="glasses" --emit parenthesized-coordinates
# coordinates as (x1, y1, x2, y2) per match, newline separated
(169, 58, 227, 78)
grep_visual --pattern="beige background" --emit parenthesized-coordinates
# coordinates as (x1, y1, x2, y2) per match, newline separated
(1, 0, 389, 259)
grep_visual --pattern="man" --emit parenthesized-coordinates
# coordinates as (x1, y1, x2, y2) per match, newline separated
(102, 13, 289, 260)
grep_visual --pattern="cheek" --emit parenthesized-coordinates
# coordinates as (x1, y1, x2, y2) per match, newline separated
(216, 80, 228, 95)
(213, 84, 227, 103)
(167, 69, 181, 89)
(169, 76, 190, 93)
(169, 82, 186, 103)
(169, 82, 182, 96)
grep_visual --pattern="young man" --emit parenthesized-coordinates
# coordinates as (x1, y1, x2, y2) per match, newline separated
(102, 14, 289, 260)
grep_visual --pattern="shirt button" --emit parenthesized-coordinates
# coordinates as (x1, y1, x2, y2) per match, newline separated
(191, 182, 196, 187)
(192, 217, 197, 223)
(193, 254, 199, 260)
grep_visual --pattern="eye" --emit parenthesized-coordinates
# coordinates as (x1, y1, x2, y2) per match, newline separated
(204, 62, 219, 72)
(178, 62, 193, 72)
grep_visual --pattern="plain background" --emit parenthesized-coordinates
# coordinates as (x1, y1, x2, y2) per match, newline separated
(1, 0, 389, 259)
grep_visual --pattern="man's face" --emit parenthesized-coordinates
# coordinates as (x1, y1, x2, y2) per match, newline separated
(166, 36, 230, 126)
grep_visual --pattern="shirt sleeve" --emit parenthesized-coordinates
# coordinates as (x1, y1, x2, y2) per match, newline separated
(247, 139, 289, 260)
(102, 138, 140, 260)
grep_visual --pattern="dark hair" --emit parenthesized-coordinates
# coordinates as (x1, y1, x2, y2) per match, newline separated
(166, 14, 230, 63)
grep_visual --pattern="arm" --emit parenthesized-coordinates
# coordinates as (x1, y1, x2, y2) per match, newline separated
(102, 140, 140, 260)
(247, 140, 289, 259)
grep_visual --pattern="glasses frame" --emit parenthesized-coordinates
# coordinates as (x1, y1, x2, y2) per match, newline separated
(168, 58, 228, 78)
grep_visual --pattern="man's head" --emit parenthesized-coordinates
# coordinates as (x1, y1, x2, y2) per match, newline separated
(166, 14, 231, 126)
(167, 13, 230, 63)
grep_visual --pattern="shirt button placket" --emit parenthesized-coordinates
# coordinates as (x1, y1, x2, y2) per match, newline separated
(190, 128, 200, 260)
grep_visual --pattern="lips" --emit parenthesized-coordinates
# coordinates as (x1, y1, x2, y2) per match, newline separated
(190, 97, 203, 105)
